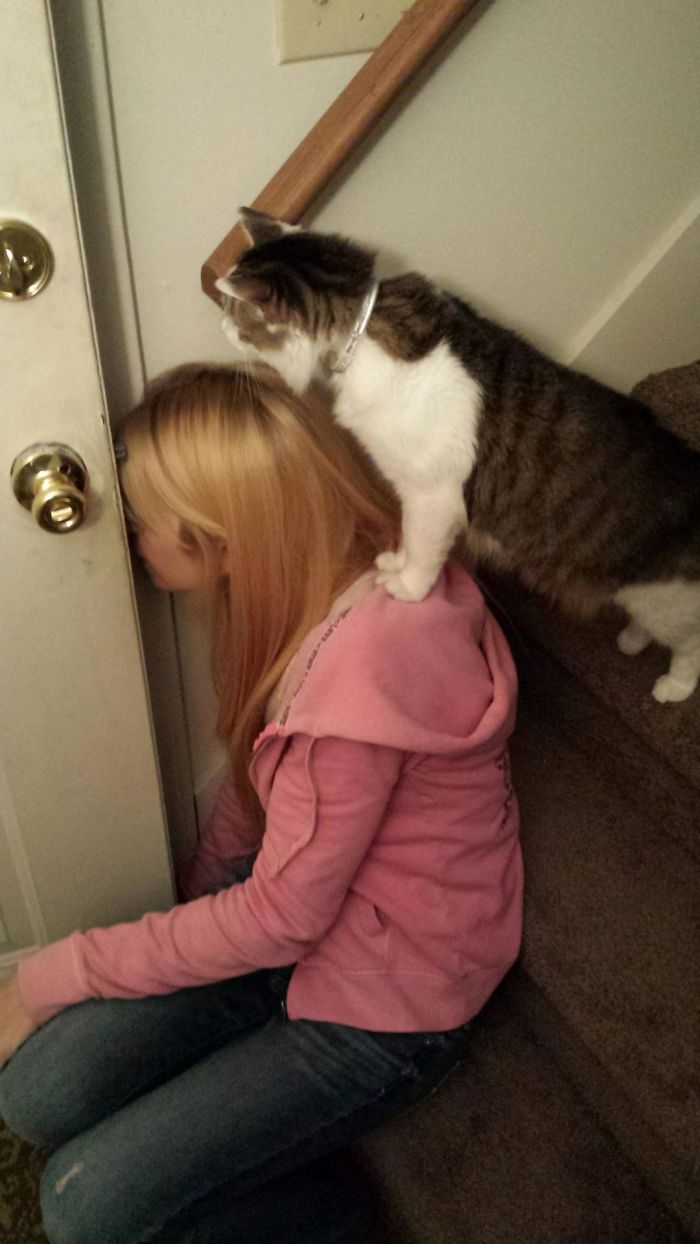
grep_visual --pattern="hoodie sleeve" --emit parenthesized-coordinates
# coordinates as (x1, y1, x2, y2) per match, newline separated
(178, 773, 263, 902)
(16, 736, 403, 1025)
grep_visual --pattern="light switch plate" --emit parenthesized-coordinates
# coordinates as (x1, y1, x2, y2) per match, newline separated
(276, 0, 410, 63)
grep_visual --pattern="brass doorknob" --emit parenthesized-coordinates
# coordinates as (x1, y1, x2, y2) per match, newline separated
(11, 444, 89, 533)
(0, 221, 53, 300)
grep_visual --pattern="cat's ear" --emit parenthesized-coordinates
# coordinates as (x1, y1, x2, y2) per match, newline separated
(215, 271, 296, 325)
(238, 207, 301, 249)
(215, 272, 271, 305)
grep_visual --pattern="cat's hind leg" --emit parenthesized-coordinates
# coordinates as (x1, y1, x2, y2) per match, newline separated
(615, 579, 700, 703)
(652, 637, 700, 703)
(376, 479, 466, 602)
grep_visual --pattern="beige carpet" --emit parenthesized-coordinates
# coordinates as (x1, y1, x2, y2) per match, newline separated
(0, 1121, 47, 1243)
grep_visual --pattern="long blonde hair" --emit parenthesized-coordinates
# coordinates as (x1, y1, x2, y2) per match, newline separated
(120, 363, 400, 813)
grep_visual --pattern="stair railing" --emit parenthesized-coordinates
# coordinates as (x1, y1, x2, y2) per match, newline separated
(201, 0, 480, 301)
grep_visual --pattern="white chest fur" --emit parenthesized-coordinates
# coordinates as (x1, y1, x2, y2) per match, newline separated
(331, 336, 482, 492)
(329, 336, 483, 601)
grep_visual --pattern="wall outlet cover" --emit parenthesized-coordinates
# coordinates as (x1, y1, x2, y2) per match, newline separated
(276, 0, 410, 63)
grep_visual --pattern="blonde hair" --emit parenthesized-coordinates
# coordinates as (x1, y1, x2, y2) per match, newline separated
(120, 363, 400, 814)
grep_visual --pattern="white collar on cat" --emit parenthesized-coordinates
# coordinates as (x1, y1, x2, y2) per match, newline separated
(327, 281, 379, 374)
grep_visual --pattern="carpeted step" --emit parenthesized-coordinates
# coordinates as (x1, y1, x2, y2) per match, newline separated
(504, 624, 699, 858)
(505, 690, 699, 1235)
(507, 968, 700, 1242)
(359, 977, 694, 1244)
(0, 1121, 46, 1243)
(485, 575, 700, 793)
(633, 359, 700, 451)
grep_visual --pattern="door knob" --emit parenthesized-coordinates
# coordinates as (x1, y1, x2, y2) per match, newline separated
(0, 221, 53, 300)
(11, 444, 89, 533)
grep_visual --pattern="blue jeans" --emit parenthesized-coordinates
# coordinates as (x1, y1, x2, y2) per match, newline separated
(0, 968, 471, 1244)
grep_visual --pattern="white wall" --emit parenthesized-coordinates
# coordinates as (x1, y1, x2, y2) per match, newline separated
(101, 0, 700, 369)
(91, 0, 699, 799)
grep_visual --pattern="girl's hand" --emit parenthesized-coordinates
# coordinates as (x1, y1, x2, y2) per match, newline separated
(0, 972, 38, 1066)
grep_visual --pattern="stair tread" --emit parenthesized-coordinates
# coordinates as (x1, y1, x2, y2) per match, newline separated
(511, 632, 699, 857)
(508, 698, 698, 1172)
(632, 359, 700, 450)
(509, 701, 700, 1154)
(487, 576, 700, 792)
(360, 982, 693, 1244)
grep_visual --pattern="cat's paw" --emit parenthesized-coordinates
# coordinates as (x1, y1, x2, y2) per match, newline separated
(652, 673, 698, 704)
(617, 622, 652, 656)
(377, 566, 436, 602)
(375, 550, 406, 574)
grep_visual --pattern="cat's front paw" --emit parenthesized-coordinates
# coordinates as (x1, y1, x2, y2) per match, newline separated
(652, 673, 698, 703)
(377, 565, 436, 602)
(375, 550, 406, 574)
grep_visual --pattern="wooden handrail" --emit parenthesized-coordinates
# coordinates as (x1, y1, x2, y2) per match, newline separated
(202, 0, 479, 301)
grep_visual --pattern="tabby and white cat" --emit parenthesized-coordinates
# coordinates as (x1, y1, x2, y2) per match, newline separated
(215, 207, 700, 703)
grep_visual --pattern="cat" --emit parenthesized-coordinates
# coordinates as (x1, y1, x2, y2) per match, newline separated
(214, 207, 700, 703)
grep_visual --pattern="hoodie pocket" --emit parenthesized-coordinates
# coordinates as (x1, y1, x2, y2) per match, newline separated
(349, 893, 391, 966)
(350, 894, 385, 938)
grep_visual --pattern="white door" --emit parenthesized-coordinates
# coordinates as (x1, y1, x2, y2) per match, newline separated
(0, 0, 174, 972)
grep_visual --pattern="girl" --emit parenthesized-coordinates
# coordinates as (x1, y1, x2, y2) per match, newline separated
(0, 364, 522, 1244)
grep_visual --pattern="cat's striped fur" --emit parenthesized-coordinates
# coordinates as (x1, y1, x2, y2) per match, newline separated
(216, 208, 700, 702)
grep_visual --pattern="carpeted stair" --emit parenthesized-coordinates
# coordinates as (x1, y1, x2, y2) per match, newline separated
(2, 364, 698, 1243)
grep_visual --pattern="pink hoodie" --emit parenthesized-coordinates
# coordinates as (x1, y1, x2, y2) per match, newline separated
(18, 561, 522, 1033)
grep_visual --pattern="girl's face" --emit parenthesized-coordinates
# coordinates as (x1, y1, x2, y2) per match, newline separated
(134, 522, 210, 592)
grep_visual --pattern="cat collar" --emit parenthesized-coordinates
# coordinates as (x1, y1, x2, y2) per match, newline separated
(327, 281, 379, 374)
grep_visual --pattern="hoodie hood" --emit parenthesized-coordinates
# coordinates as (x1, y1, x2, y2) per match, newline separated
(251, 560, 517, 807)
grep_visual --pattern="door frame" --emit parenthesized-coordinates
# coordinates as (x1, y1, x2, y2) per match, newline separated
(50, 0, 198, 879)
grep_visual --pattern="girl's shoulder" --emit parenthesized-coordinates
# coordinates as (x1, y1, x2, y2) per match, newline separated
(278, 560, 516, 755)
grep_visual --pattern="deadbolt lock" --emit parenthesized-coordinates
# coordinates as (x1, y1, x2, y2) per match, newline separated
(11, 444, 89, 534)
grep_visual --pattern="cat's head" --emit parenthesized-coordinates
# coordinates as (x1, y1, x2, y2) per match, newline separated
(215, 208, 376, 393)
